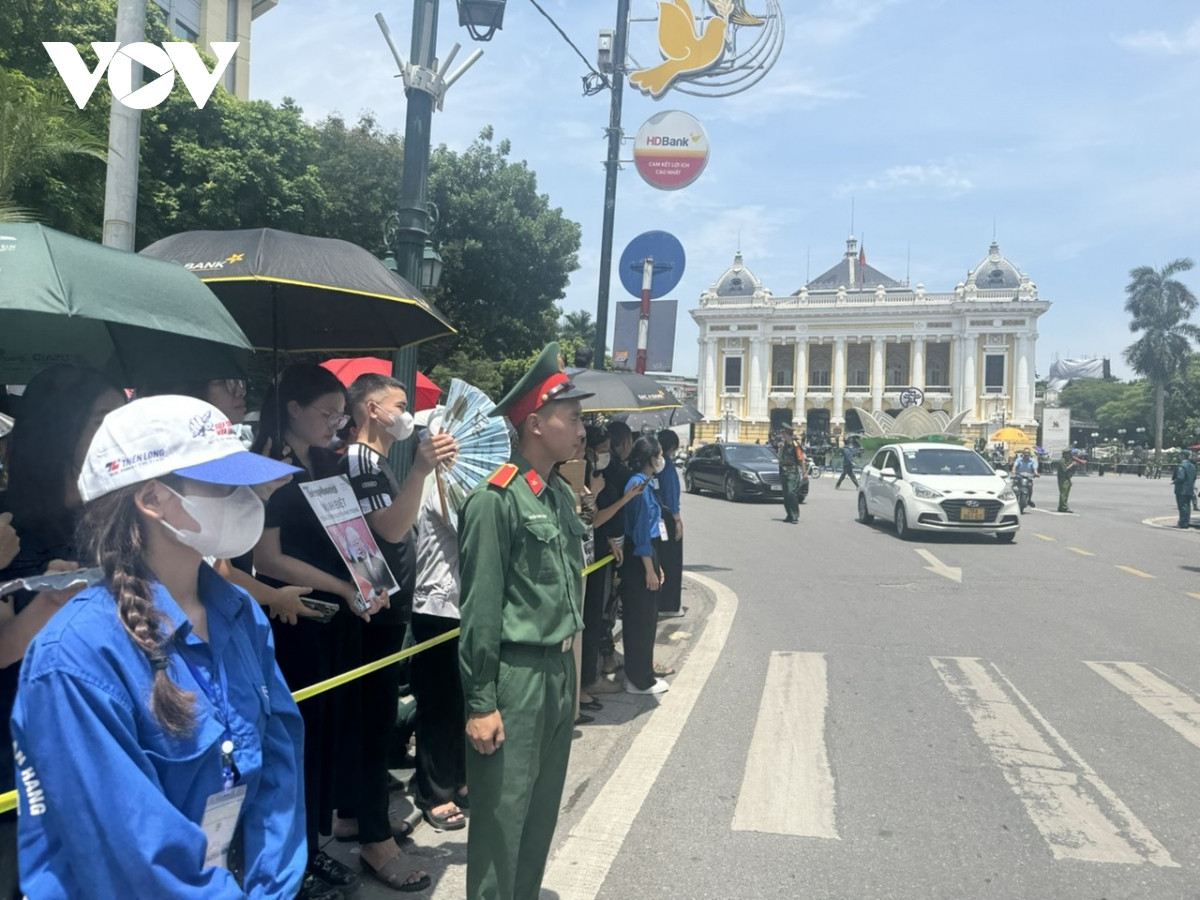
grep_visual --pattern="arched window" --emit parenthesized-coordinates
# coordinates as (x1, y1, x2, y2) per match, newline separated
(886, 357, 905, 386)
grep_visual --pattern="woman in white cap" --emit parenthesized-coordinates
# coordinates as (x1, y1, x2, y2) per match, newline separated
(10, 395, 308, 899)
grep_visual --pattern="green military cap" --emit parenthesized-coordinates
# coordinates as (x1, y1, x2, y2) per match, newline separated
(780, 421, 796, 432)
(491, 341, 595, 425)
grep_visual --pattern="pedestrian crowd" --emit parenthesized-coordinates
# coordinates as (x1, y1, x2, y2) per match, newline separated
(0, 341, 687, 900)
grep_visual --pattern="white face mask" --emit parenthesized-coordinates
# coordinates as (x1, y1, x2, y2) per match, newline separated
(594, 452, 611, 471)
(160, 483, 265, 559)
(652, 456, 666, 474)
(380, 409, 414, 442)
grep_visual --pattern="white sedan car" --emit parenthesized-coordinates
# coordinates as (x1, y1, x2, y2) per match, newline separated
(856, 442, 1020, 541)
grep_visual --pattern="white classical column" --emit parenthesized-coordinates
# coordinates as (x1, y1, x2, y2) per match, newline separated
(961, 334, 978, 421)
(702, 338, 718, 419)
(871, 337, 885, 412)
(911, 338, 926, 391)
(1014, 333, 1033, 423)
(794, 339, 808, 416)
(832, 337, 847, 426)
(748, 336, 768, 420)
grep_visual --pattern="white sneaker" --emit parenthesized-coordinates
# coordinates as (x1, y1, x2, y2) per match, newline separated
(657, 609, 685, 618)
(626, 678, 669, 695)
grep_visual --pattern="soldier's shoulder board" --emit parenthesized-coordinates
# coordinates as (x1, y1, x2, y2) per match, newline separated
(487, 462, 520, 489)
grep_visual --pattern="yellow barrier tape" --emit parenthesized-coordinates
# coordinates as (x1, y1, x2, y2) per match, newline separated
(581, 553, 615, 577)
(0, 555, 620, 815)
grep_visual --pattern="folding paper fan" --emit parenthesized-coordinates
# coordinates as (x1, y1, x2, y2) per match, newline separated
(430, 378, 512, 528)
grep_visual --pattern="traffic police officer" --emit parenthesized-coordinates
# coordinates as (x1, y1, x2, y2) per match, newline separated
(457, 342, 592, 900)
(1172, 448, 1196, 528)
(777, 422, 803, 524)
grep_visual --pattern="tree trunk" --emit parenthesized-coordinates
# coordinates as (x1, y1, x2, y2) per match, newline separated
(1154, 380, 1165, 463)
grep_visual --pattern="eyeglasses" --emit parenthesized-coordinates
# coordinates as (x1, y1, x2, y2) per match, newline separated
(311, 406, 350, 430)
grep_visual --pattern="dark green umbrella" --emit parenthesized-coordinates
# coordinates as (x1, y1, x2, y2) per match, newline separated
(139, 228, 455, 351)
(0, 224, 252, 385)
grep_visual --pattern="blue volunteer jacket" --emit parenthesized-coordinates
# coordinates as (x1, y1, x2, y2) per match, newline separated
(624, 473, 662, 558)
(11, 564, 306, 899)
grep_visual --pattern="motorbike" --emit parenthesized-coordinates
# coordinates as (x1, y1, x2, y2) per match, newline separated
(1013, 472, 1033, 514)
(806, 458, 822, 478)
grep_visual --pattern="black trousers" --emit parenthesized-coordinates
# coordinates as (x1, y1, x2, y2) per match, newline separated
(270, 602, 343, 863)
(580, 566, 610, 686)
(410, 612, 467, 811)
(835, 462, 859, 488)
(657, 518, 683, 614)
(337, 617, 405, 843)
(620, 549, 660, 690)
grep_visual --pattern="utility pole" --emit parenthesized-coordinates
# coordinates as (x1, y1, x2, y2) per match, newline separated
(592, 0, 630, 371)
(102, 0, 145, 250)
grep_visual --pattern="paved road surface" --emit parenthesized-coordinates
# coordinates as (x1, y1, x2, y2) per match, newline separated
(345, 470, 1200, 899)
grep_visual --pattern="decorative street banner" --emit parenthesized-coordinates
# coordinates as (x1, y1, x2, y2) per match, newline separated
(1041, 407, 1071, 458)
(300, 476, 398, 611)
(633, 110, 709, 190)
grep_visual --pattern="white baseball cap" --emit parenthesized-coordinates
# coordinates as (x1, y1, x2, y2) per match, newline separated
(78, 395, 301, 502)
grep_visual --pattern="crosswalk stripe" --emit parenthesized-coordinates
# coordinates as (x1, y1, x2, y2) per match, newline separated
(1085, 662, 1200, 752)
(931, 656, 1176, 866)
(732, 651, 839, 838)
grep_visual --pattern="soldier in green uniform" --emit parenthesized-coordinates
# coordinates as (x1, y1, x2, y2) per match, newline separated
(457, 342, 593, 900)
(776, 422, 803, 524)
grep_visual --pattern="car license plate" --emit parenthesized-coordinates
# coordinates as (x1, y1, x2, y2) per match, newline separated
(960, 506, 985, 521)
(770, 484, 782, 492)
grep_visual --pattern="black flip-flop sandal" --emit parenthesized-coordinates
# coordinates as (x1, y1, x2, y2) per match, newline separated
(422, 805, 467, 831)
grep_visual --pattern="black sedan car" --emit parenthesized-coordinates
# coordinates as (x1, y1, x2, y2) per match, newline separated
(683, 442, 809, 503)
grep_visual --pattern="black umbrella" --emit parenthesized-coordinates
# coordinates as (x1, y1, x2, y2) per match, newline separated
(612, 403, 703, 431)
(565, 368, 680, 413)
(140, 228, 455, 351)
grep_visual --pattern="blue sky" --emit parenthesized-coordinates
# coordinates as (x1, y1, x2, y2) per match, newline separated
(250, 1, 1200, 381)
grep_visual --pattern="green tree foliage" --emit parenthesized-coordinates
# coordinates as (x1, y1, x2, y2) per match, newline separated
(425, 127, 581, 372)
(1123, 258, 1200, 460)
(0, 66, 107, 222)
(1056, 377, 1127, 424)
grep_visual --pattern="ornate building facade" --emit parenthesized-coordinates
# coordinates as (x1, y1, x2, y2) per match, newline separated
(690, 237, 1051, 444)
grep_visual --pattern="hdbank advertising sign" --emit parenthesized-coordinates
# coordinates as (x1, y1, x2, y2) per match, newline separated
(633, 111, 709, 191)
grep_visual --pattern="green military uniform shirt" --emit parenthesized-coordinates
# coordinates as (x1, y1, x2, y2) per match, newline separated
(457, 452, 587, 715)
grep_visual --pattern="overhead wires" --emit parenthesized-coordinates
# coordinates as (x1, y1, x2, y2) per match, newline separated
(526, 0, 612, 96)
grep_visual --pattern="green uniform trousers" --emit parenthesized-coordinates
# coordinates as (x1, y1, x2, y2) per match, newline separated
(466, 642, 575, 900)
(780, 466, 801, 521)
(1057, 477, 1072, 511)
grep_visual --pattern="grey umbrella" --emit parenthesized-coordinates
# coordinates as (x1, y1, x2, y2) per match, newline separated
(565, 368, 680, 413)
(611, 404, 703, 430)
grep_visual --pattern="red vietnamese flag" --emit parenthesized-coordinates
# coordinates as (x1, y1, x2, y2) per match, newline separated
(858, 243, 866, 285)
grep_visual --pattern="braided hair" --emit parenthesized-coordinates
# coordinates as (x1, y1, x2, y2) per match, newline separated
(76, 485, 195, 736)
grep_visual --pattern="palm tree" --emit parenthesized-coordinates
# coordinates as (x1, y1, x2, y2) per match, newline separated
(0, 66, 107, 222)
(1123, 258, 1200, 462)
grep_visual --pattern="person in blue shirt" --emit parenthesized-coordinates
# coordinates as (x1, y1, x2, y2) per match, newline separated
(1010, 448, 1039, 508)
(655, 429, 684, 617)
(11, 395, 307, 899)
(620, 435, 668, 695)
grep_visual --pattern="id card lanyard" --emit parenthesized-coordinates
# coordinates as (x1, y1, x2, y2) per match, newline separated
(182, 654, 239, 793)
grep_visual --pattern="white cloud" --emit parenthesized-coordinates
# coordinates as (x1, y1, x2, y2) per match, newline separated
(839, 163, 973, 197)
(1115, 18, 1200, 55)
(798, 0, 904, 46)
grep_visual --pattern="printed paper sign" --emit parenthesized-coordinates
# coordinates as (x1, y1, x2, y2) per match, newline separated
(300, 476, 398, 607)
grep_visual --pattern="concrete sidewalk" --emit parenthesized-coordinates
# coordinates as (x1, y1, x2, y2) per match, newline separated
(326, 576, 713, 898)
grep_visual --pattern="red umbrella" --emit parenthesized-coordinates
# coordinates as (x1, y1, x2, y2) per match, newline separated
(320, 357, 442, 410)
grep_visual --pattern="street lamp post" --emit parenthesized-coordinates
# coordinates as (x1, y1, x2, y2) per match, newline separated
(376, 0, 481, 476)
(722, 397, 734, 442)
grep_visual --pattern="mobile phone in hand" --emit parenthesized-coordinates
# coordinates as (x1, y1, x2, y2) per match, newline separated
(300, 597, 340, 623)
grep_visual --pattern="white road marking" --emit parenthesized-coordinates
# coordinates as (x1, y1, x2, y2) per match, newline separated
(931, 656, 1176, 867)
(544, 572, 739, 899)
(914, 548, 962, 582)
(732, 652, 838, 838)
(1085, 661, 1200, 752)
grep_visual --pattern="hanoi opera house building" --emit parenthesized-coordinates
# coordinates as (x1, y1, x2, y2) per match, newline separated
(689, 237, 1051, 444)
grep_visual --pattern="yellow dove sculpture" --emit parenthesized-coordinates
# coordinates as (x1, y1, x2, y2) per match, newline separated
(629, 0, 735, 99)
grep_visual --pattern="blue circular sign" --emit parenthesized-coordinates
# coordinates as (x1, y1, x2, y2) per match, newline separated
(618, 230, 686, 299)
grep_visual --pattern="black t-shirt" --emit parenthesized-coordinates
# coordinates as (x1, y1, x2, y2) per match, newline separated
(0, 498, 77, 800)
(340, 443, 415, 625)
(595, 458, 633, 545)
(259, 446, 348, 603)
